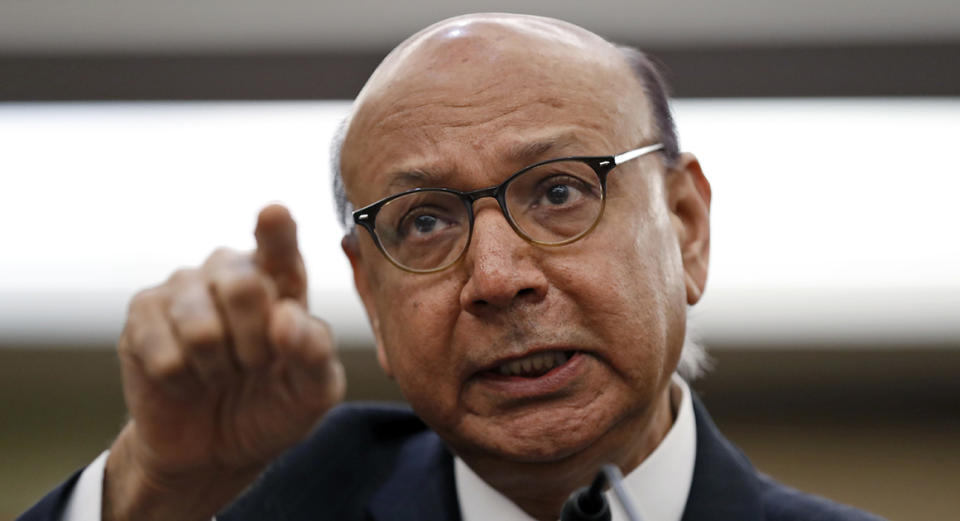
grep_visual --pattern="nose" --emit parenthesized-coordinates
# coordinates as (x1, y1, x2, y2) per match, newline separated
(459, 203, 549, 315)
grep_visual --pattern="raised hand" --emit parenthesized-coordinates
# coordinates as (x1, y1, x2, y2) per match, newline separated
(103, 205, 345, 521)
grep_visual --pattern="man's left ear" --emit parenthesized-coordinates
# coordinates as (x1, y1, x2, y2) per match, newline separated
(665, 152, 711, 305)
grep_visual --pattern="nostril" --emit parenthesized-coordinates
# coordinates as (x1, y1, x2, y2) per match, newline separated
(516, 288, 536, 298)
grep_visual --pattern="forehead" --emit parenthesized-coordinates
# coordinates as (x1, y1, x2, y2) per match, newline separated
(341, 17, 652, 204)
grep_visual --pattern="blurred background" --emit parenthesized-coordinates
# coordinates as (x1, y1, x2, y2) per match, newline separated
(1, 1, 958, 519)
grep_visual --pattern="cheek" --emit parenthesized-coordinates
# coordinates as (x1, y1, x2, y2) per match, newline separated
(563, 196, 686, 379)
(620, 204, 687, 375)
(373, 277, 464, 407)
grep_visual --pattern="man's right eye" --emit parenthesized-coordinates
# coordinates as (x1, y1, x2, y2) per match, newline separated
(412, 214, 439, 234)
(397, 208, 454, 240)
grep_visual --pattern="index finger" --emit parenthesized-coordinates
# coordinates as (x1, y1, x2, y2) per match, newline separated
(254, 204, 308, 305)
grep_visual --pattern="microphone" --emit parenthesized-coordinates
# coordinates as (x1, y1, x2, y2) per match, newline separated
(560, 466, 610, 521)
(559, 464, 644, 521)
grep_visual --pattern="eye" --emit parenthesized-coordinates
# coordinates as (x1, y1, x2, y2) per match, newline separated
(397, 206, 457, 240)
(534, 174, 591, 208)
(545, 183, 572, 205)
(412, 214, 439, 234)
(376, 191, 468, 250)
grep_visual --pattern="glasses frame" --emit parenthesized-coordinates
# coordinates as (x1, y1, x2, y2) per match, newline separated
(352, 142, 665, 273)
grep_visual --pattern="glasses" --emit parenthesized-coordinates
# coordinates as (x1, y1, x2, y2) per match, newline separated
(352, 143, 664, 273)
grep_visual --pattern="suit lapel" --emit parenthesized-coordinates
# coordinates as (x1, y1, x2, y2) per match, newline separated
(681, 394, 765, 521)
(367, 429, 462, 521)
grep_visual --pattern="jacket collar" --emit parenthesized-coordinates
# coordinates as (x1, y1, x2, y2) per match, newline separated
(681, 393, 765, 521)
(367, 429, 462, 521)
(367, 394, 764, 521)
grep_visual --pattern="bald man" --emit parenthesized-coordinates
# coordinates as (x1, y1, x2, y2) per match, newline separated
(21, 13, 883, 521)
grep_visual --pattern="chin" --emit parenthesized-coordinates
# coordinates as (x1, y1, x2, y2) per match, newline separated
(453, 405, 621, 464)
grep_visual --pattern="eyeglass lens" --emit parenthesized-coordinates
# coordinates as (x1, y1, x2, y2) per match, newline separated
(373, 159, 604, 271)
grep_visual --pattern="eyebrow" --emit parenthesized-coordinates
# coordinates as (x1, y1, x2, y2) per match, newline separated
(385, 168, 451, 194)
(504, 136, 573, 164)
(383, 132, 584, 194)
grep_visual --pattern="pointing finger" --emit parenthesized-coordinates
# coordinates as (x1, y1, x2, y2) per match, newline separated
(255, 204, 308, 306)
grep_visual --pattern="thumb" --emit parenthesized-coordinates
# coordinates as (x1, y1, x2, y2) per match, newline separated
(269, 300, 346, 413)
(255, 204, 308, 306)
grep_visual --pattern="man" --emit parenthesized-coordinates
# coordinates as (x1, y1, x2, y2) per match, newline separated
(21, 13, 883, 521)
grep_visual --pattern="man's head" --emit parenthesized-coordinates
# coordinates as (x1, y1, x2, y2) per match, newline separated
(336, 13, 711, 470)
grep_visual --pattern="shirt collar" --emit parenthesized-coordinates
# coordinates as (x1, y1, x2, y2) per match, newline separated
(455, 374, 697, 521)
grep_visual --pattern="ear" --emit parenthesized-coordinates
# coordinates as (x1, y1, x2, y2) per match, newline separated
(342, 233, 393, 378)
(665, 153, 711, 305)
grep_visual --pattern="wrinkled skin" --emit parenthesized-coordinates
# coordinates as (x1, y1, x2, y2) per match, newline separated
(103, 206, 346, 521)
(341, 13, 711, 519)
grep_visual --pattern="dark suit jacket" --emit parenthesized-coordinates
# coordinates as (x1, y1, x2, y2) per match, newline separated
(19, 396, 885, 521)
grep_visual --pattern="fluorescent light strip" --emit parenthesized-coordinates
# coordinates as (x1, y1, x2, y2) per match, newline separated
(1, 99, 957, 347)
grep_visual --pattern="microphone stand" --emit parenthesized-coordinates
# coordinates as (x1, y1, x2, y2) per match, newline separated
(559, 464, 644, 521)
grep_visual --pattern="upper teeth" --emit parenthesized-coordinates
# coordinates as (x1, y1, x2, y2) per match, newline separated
(497, 351, 570, 377)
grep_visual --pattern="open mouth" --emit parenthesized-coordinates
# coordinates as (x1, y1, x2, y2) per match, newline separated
(487, 350, 578, 378)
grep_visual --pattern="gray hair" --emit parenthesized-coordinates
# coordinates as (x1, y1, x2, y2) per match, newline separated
(330, 115, 353, 230)
(328, 45, 710, 380)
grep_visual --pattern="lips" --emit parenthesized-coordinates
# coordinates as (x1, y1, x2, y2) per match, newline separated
(472, 349, 587, 399)
(494, 350, 573, 377)
(475, 349, 579, 380)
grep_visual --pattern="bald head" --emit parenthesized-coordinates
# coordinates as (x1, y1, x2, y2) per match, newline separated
(332, 13, 679, 230)
(356, 14, 621, 104)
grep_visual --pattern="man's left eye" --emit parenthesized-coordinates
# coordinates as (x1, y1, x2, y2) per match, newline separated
(546, 184, 571, 204)
(535, 176, 588, 207)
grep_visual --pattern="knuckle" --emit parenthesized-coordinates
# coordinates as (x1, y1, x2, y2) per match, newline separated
(177, 317, 225, 352)
(310, 325, 335, 355)
(166, 267, 199, 286)
(167, 284, 213, 320)
(128, 287, 162, 315)
(301, 321, 336, 364)
(166, 288, 224, 348)
(124, 320, 148, 350)
(205, 247, 243, 269)
(301, 342, 332, 367)
(221, 272, 269, 309)
(147, 351, 188, 380)
(237, 346, 271, 369)
(121, 322, 187, 380)
(124, 315, 158, 352)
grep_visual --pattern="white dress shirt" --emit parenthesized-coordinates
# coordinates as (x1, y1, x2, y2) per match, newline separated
(61, 376, 695, 521)
(61, 449, 107, 520)
(455, 375, 696, 521)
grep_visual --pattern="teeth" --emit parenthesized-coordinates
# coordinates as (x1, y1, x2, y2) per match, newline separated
(532, 356, 544, 371)
(495, 351, 572, 377)
(555, 351, 568, 366)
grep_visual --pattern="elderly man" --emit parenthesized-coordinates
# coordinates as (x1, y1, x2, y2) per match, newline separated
(22, 13, 882, 521)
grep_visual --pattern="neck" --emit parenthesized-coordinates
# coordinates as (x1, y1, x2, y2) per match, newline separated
(460, 385, 676, 521)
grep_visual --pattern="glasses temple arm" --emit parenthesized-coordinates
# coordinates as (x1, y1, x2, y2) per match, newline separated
(613, 143, 664, 165)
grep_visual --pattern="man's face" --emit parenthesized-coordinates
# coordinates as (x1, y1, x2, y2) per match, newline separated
(341, 17, 703, 465)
